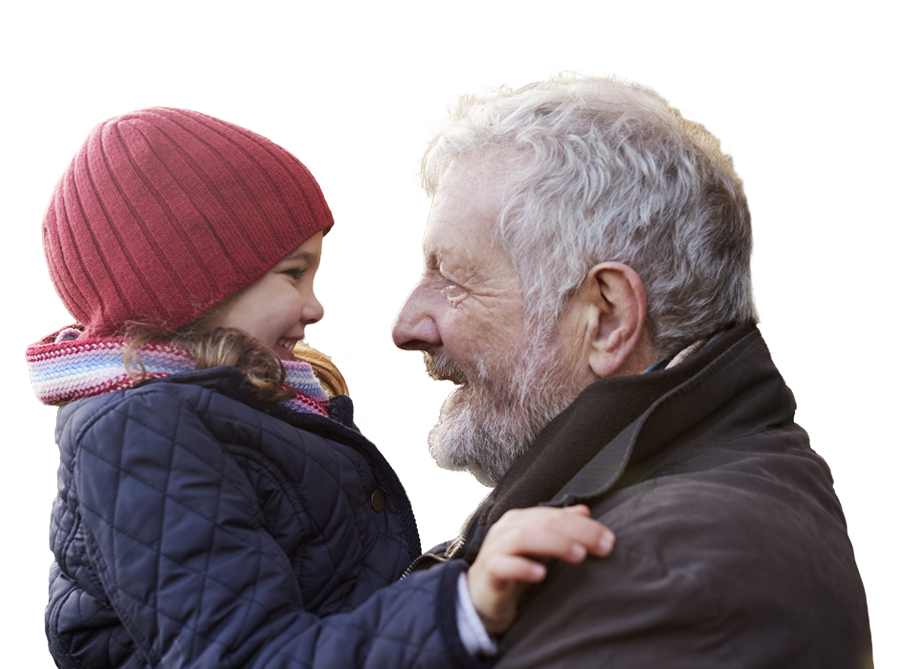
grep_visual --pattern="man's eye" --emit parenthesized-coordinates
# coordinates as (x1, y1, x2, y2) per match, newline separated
(441, 284, 467, 308)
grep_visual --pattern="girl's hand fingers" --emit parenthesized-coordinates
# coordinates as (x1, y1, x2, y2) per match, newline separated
(484, 555, 547, 585)
(488, 527, 601, 564)
(562, 504, 592, 516)
(487, 508, 616, 560)
(467, 505, 616, 635)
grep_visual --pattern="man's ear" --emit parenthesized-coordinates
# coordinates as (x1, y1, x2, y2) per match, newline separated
(578, 262, 650, 378)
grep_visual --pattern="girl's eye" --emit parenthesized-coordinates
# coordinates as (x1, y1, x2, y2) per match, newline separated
(282, 268, 305, 279)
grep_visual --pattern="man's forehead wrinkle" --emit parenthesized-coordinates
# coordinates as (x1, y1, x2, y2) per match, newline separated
(419, 153, 521, 294)
(427, 233, 484, 282)
(423, 219, 465, 267)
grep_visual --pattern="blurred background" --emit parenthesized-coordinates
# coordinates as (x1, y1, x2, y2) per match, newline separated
(2, 1, 896, 664)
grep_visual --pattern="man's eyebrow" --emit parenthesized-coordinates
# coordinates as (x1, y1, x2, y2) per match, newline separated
(425, 249, 440, 269)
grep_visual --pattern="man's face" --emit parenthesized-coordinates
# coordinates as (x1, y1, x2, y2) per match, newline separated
(392, 161, 583, 486)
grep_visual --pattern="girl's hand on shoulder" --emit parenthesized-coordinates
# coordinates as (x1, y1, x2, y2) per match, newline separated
(467, 504, 615, 635)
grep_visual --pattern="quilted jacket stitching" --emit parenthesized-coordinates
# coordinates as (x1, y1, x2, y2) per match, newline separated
(81, 392, 276, 545)
(74, 421, 297, 610)
(222, 435, 370, 605)
(193, 394, 229, 666)
(102, 386, 398, 598)
(196, 400, 377, 597)
(80, 486, 298, 668)
(78, 509, 156, 668)
(223, 443, 353, 612)
(50, 372, 446, 669)
(207, 402, 407, 595)
(261, 580, 447, 667)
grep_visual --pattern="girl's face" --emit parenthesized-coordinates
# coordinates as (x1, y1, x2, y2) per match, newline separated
(209, 231, 324, 360)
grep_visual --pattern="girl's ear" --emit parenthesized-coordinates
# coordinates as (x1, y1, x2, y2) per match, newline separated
(578, 262, 652, 378)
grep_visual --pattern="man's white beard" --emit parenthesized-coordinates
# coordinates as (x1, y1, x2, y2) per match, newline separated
(424, 330, 580, 487)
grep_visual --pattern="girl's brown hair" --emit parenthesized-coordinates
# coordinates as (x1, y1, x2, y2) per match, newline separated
(124, 319, 348, 408)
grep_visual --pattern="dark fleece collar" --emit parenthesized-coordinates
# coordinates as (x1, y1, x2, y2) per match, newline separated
(455, 322, 759, 562)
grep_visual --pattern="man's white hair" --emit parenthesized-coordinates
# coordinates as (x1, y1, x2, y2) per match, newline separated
(422, 75, 756, 358)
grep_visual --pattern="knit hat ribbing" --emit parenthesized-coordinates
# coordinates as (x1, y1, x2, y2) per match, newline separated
(43, 107, 334, 338)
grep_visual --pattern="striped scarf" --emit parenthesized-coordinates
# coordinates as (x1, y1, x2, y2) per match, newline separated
(26, 327, 330, 417)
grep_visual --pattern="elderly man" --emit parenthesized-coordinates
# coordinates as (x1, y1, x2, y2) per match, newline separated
(392, 77, 872, 667)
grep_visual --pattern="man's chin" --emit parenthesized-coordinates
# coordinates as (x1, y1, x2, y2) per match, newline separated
(423, 330, 577, 487)
(427, 392, 531, 488)
(439, 384, 469, 413)
(427, 425, 498, 488)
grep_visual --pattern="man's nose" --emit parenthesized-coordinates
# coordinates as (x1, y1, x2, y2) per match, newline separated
(391, 281, 440, 351)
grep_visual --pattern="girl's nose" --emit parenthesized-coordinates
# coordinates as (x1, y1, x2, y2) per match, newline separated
(303, 291, 324, 325)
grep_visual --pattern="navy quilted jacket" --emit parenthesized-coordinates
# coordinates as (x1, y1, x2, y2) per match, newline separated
(47, 366, 485, 669)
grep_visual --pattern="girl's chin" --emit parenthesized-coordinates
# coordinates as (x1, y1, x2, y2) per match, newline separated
(274, 345, 296, 361)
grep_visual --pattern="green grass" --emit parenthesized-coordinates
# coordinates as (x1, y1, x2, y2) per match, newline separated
(25, 483, 875, 669)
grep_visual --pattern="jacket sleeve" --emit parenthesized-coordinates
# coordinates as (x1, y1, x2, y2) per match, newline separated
(70, 386, 491, 669)
(493, 534, 732, 669)
(493, 479, 873, 669)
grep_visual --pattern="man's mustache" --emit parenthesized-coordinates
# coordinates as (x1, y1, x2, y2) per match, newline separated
(424, 352, 469, 385)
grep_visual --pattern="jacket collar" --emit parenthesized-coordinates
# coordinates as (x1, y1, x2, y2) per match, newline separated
(145, 366, 361, 431)
(550, 324, 781, 505)
(454, 322, 774, 562)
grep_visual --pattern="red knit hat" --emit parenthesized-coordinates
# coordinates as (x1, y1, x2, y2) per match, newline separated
(42, 107, 334, 338)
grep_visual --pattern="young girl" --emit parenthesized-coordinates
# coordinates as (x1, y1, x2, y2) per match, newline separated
(27, 108, 613, 669)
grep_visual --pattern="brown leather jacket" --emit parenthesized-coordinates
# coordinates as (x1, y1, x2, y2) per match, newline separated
(419, 324, 872, 668)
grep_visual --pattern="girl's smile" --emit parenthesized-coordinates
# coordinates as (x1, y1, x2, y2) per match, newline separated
(209, 231, 324, 358)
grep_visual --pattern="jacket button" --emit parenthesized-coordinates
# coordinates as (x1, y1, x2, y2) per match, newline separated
(370, 489, 386, 512)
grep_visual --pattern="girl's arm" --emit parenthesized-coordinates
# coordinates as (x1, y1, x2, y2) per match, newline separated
(468, 505, 615, 636)
(68, 386, 613, 669)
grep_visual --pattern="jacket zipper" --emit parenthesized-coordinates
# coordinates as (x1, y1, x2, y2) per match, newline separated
(400, 551, 450, 578)
(400, 504, 482, 578)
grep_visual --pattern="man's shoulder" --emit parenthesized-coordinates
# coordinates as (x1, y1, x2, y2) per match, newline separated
(497, 440, 871, 668)
(599, 462, 851, 585)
